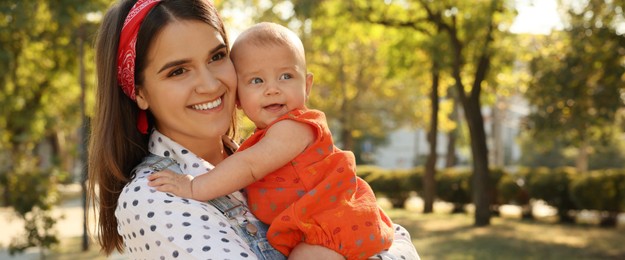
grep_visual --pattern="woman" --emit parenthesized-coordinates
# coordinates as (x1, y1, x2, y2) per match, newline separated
(87, 0, 419, 259)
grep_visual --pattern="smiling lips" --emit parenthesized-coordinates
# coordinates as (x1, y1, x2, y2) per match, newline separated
(191, 97, 222, 110)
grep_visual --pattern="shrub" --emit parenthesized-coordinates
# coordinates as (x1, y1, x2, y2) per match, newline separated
(569, 169, 625, 226)
(436, 168, 471, 212)
(525, 166, 577, 223)
(356, 165, 384, 181)
(497, 173, 528, 205)
(358, 166, 422, 208)
(7, 167, 60, 257)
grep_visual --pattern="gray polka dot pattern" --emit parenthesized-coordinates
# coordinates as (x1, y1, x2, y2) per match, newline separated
(115, 131, 258, 259)
(116, 171, 257, 259)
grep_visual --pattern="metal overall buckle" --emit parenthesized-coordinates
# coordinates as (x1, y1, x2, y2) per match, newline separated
(223, 204, 258, 236)
(149, 157, 177, 172)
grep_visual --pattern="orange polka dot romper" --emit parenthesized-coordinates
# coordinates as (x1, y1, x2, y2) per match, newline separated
(239, 109, 394, 259)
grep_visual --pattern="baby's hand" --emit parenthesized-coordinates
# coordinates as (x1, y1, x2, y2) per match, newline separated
(147, 170, 195, 199)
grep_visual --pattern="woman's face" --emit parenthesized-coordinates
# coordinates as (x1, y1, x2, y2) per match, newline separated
(136, 20, 236, 150)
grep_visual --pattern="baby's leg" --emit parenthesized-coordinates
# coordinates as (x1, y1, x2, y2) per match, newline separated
(288, 243, 344, 260)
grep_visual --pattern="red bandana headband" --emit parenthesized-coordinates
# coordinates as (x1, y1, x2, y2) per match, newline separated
(117, 0, 162, 134)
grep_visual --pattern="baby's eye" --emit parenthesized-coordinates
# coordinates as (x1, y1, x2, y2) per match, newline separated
(279, 73, 292, 80)
(250, 77, 264, 84)
(168, 68, 186, 77)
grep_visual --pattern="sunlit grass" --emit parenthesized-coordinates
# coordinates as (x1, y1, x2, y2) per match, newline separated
(42, 209, 625, 259)
(386, 209, 625, 259)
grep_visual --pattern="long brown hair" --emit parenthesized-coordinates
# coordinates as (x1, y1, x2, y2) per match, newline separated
(88, 0, 235, 254)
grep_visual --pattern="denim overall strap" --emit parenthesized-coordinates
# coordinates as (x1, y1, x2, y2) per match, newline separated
(139, 154, 285, 260)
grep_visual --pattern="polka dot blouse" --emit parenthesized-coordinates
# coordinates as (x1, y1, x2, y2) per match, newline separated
(115, 130, 258, 259)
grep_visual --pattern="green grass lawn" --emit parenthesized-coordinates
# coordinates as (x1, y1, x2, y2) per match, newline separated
(45, 209, 625, 259)
(387, 209, 625, 259)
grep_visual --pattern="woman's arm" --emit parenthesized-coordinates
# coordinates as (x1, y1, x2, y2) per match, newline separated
(118, 168, 258, 259)
(148, 120, 314, 201)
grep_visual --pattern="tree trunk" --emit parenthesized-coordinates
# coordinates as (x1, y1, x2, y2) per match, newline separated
(423, 63, 440, 214)
(445, 100, 459, 168)
(464, 98, 492, 226)
(576, 137, 589, 173)
(340, 128, 355, 151)
(491, 102, 504, 167)
(446, 35, 493, 226)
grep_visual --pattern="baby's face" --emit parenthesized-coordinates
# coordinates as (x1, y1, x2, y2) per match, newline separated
(233, 43, 311, 129)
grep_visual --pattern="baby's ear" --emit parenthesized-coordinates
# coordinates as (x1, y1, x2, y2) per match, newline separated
(305, 72, 314, 99)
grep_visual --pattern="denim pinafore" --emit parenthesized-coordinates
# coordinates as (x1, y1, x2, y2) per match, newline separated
(142, 154, 286, 260)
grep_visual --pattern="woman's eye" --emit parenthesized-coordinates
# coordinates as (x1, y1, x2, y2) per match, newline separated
(250, 77, 263, 84)
(211, 51, 226, 62)
(279, 73, 292, 80)
(168, 68, 186, 77)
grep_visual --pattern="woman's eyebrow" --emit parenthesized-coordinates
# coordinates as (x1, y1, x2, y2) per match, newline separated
(157, 43, 227, 74)
(158, 59, 189, 74)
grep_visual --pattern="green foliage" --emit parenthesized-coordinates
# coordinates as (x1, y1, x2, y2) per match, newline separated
(434, 167, 506, 208)
(7, 168, 60, 215)
(306, 1, 419, 148)
(519, 130, 625, 170)
(496, 173, 529, 205)
(435, 168, 472, 206)
(354, 164, 384, 180)
(5, 164, 61, 257)
(228, 0, 435, 149)
(358, 164, 625, 219)
(518, 132, 576, 168)
(524, 167, 577, 222)
(9, 208, 60, 258)
(524, 0, 625, 171)
(488, 168, 506, 187)
(0, 0, 109, 257)
(587, 133, 625, 169)
(357, 166, 422, 208)
(569, 169, 625, 212)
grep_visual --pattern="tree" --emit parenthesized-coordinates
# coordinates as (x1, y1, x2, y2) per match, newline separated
(345, 0, 448, 213)
(525, 0, 625, 172)
(307, 2, 415, 151)
(0, 0, 107, 256)
(417, 0, 514, 226)
(347, 0, 513, 226)
(221, 0, 423, 153)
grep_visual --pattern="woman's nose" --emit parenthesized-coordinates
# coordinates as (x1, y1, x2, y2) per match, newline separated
(195, 69, 220, 94)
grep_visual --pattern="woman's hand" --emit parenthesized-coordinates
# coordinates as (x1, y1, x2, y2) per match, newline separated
(147, 170, 195, 199)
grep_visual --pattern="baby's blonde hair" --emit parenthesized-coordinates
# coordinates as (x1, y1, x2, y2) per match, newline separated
(231, 22, 306, 68)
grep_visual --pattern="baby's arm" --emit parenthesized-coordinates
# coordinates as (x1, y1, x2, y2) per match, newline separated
(148, 120, 314, 201)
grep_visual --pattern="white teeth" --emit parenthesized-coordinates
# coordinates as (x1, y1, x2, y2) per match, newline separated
(192, 98, 222, 110)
